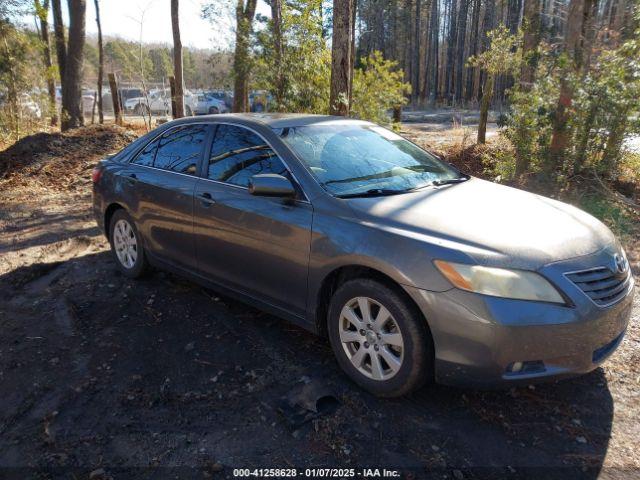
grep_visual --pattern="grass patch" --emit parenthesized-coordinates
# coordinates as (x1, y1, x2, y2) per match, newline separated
(578, 194, 635, 238)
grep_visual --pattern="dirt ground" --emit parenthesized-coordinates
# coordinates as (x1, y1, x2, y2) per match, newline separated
(0, 125, 639, 479)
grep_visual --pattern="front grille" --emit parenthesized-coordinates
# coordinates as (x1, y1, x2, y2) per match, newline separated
(566, 266, 631, 307)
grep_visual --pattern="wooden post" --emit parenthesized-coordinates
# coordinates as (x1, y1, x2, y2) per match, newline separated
(91, 91, 97, 124)
(108, 73, 123, 126)
(169, 76, 178, 119)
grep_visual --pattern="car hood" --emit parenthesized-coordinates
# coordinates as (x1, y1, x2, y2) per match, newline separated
(345, 178, 615, 270)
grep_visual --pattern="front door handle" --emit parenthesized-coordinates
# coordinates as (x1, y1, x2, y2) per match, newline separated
(198, 192, 216, 206)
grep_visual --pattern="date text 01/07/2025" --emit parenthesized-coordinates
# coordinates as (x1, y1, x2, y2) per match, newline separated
(232, 468, 401, 478)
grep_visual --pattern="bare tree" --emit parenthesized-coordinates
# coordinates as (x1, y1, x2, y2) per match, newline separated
(412, 0, 422, 105)
(94, 0, 104, 123)
(330, 0, 353, 115)
(34, 0, 57, 125)
(51, 0, 66, 89)
(171, 0, 185, 118)
(61, 0, 86, 131)
(270, 0, 285, 110)
(233, 0, 258, 113)
(91, 0, 104, 123)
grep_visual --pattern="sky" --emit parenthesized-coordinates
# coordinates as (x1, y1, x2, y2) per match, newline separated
(31, 0, 271, 50)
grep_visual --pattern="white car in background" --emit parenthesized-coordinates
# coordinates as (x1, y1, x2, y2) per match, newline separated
(19, 93, 42, 118)
(193, 93, 229, 115)
(124, 89, 196, 117)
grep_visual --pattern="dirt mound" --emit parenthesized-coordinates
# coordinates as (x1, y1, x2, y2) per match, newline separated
(0, 124, 138, 191)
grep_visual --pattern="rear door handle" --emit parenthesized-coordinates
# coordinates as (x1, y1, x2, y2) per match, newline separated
(198, 192, 216, 206)
(125, 173, 137, 185)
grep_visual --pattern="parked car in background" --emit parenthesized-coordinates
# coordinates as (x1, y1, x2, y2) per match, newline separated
(124, 89, 196, 116)
(1, 93, 43, 118)
(206, 90, 233, 108)
(193, 93, 229, 115)
(82, 89, 96, 115)
(92, 113, 633, 397)
(102, 88, 145, 114)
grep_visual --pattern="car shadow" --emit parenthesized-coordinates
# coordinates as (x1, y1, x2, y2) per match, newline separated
(0, 252, 616, 478)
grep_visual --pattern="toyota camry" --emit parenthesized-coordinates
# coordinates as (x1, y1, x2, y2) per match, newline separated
(92, 114, 634, 397)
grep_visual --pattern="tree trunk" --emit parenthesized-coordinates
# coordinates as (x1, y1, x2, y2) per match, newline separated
(94, 0, 103, 123)
(444, 0, 458, 103)
(465, 0, 481, 102)
(61, 0, 86, 131)
(548, 0, 588, 164)
(602, 116, 628, 174)
(171, 0, 185, 118)
(330, 0, 353, 115)
(108, 73, 123, 126)
(477, 73, 493, 144)
(520, 0, 541, 91)
(477, 0, 495, 103)
(51, 0, 66, 91)
(35, 0, 58, 126)
(454, 0, 469, 104)
(271, 0, 285, 110)
(581, 0, 598, 73)
(233, 0, 257, 113)
(421, 0, 437, 105)
(411, 0, 421, 105)
(349, 0, 357, 109)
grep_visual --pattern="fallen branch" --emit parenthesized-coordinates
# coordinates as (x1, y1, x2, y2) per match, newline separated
(592, 170, 640, 210)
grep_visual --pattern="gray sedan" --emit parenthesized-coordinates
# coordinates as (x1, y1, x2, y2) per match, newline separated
(92, 114, 634, 397)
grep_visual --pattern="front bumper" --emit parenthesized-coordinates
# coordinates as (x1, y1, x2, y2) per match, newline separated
(405, 249, 635, 388)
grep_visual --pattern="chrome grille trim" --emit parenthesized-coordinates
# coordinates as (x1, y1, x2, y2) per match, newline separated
(564, 266, 632, 308)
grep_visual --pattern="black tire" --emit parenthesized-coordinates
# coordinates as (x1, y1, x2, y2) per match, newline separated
(327, 278, 433, 397)
(208, 106, 219, 114)
(108, 209, 149, 278)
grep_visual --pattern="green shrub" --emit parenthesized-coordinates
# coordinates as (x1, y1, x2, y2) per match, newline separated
(351, 51, 410, 125)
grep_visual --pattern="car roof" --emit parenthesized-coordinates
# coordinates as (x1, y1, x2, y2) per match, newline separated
(180, 113, 369, 129)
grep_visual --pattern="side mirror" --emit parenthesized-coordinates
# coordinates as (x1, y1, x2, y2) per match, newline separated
(248, 174, 296, 198)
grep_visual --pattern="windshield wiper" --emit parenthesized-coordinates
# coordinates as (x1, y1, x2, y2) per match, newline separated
(401, 175, 470, 193)
(336, 188, 412, 198)
(431, 175, 470, 186)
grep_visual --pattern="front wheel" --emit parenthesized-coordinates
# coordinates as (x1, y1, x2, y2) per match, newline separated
(109, 210, 149, 278)
(327, 278, 433, 397)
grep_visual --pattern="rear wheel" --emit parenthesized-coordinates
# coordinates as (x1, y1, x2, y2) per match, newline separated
(327, 278, 432, 397)
(208, 106, 219, 114)
(109, 210, 149, 278)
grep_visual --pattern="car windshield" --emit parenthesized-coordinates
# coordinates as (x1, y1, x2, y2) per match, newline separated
(276, 122, 463, 197)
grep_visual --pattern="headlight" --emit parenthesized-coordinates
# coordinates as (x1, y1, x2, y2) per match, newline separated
(434, 260, 565, 304)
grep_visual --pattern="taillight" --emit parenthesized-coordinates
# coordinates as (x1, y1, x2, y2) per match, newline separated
(92, 166, 103, 184)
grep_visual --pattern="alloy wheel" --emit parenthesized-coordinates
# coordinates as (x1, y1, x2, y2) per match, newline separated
(339, 296, 404, 381)
(113, 219, 138, 269)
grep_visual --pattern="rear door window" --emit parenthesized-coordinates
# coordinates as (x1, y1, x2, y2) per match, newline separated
(207, 124, 287, 187)
(131, 136, 160, 167)
(131, 125, 209, 174)
(154, 124, 209, 175)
